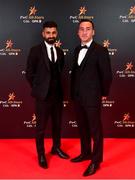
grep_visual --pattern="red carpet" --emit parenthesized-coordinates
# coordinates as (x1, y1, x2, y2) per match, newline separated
(0, 138, 135, 179)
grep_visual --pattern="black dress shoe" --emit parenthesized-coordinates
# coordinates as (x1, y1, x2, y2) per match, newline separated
(70, 154, 91, 162)
(51, 148, 70, 159)
(38, 154, 48, 169)
(83, 162, 100, 176)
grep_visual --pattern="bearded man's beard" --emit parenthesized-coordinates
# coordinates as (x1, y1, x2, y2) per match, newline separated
(45, 37, 56, 44)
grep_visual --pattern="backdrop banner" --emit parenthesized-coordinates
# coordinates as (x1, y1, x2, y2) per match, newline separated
(0, 0, 135, 138)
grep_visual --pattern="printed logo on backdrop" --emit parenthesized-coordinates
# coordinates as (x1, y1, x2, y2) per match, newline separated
(20, 6, 44, 24)
(103, 39, 117, 56)
(114, 113, 135, 128)
(69, 6, 94, 23)
(0, 92, 22, 108)
(69, 120, 78, 128)
(55, 40, 69, 55)
(116, 61, 135, 78)
(0, 40, 21, 56)
(119, 5, 135, 23)
(102, 96, 115, 108)
(24, 113, 36, 128)
(63, 101, 69, 107)
(22, 70, 26, 75)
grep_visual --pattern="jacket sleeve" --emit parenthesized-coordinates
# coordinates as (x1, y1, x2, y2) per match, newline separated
(70, 47, 80, 72)
(58, 48, 65, 72)
(60, 50, 65, 71)
(25, 47, 38, 87)
(97, 47, 113, 96)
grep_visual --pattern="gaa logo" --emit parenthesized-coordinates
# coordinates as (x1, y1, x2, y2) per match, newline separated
(129, 6, 135, 15)
(119, 5, 135, 23)
(116, 61, 135, 78)
(0, 92, 22, 108)
(20, 6, 44, 24)
(69, 6, 94, 23)
(0, 40, 21, 56)
(102, 39, 117, 56)
(55, 40, 69, 56)
(102, 96, 115, 107)
(125, 62, 133, 71)
(29, 6, 37, 16)
(114, 113, 135, 128)
(24, 113, 36, 128)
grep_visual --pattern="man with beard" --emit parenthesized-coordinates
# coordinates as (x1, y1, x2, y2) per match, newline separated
(26, 21, 69, 169)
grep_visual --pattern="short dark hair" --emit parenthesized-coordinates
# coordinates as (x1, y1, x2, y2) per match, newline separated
(79, 19, 94, 29)
(43, 21, 58, 29)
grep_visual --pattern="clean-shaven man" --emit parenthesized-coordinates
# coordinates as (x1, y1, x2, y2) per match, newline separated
(70, 19, 112, 176)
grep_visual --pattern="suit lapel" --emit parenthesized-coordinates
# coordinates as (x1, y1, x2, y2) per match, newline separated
(55, 47, 63, 72)
(41, 42, 50, 71)
(55, 46, 60, 60)
(80, 41, 96, 71)
(74, 46, 81, 66)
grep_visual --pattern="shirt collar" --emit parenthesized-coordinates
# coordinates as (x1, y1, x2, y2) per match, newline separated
(81, 39, 93, 48)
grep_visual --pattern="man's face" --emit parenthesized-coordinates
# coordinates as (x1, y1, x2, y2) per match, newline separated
(78, 22, 95, 44)
(42, 27, 58, 44)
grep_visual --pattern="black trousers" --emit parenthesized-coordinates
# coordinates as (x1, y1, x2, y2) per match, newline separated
(74, 101, 103, 163)
(35, 97, 63, 155)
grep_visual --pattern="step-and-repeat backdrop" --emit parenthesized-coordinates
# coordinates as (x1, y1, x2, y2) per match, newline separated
(0, 0, 135, 138)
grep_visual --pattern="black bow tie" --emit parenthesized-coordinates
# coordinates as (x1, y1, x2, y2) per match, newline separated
(80, 45, 88, 50)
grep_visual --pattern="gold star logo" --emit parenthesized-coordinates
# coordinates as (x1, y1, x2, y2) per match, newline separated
(103, 40, 110, 48)
(55, 40, 62, 47)
(63, 101, 69, 107)
(6, 40, 13, 49)
(29, 6, 37, 16)
(32, 113, 36, 124)
(102, 96, 107, 101)
(125, 62, 133, 71)
(123, 113, 130, 121)
(129, 6, 135, 15)
(79, 6, 87, 15)
(8, 92, 15, 101)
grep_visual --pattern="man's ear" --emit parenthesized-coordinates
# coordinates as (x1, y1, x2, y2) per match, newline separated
(42, 31, 44, 38)
(93, 30, 95, 36)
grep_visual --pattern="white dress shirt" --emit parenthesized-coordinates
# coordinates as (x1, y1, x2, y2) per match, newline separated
(44, 41, 57, 62)
(77, 39, 93, 66)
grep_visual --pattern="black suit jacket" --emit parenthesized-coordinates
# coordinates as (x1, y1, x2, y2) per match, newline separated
(26, 42, 64, 100)
(71, 41, 112, 107)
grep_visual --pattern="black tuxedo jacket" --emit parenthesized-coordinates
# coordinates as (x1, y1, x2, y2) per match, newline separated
(71, 41, 112, 107)
(26, 42, 64, 100)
